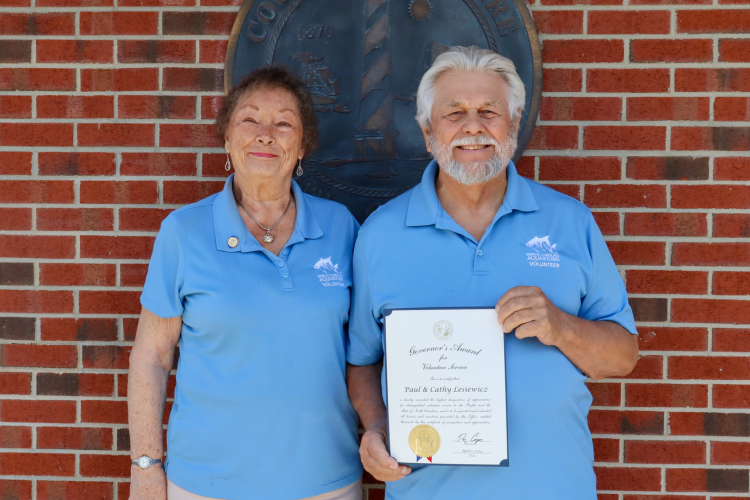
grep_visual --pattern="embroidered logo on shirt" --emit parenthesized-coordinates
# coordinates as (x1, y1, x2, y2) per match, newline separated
(314, 257, 345, 287)
(525, 236, 560, 268)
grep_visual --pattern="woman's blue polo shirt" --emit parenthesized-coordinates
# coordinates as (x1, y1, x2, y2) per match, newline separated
(348, 160, 637, 500)
(140, 175, 362, 500)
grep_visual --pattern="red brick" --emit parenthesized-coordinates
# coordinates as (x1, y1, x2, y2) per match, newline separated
(667, 411, 750, 436)
(526, 126, 578, 150)
(80, 181, 157, 204)
(0, 373, 31, 395)
(0, 236, 75, 259)
(81, 400, 127, 424)
(163, 181, 224, 204)
(160, 124, 221, 148)
(0, 452, 75, 476)
(626, 270, 707, 295)
(607, 241, 666, 265)
(589, 10, 671, 34)
(712, 442, 750, 465)
(0, 123, 73, 147)
(0, 13, 74, 35)
(588, 381, 621, 406)
(673, 298, 750, 324)
(118, 95, 196, 120)
(0, 95, 31, 118)
(626, 157, 708, 180)
(626, 383, 708, 407)
(672, 355, 750, 381)
(162, 12, 235, 35)
(715, 157, 750, 180)
(119, 209, 172, 231)
(37, 427, 113, 450)
(78, 123, 154, 147)
(202, 153, 232, 177)
(714, 385, 750, 408)
(632, 0, 709, 4)
(627, 97, 709, 121)
(38, 0, 113, 5)
(538, 157, 620, 181)
(1, 400, 76, 423)
(118, 40, 195, 63)
(714, 97, 750, 121)
(677, 9, 750, 33)
(82, 345, 131, 369)
(37, 481, 112, 500)
(118, 483, 130, 500)
(584, 126, 667, 150)
(0, 40, 30, 63)
(585, 184, 666, 208)
(80, 11, 157, 35)
(40, 264, 116, 287)
(592, 212, 620, 235)
(720, 39, 750, 61)
(638, 327, 708, 351)
(0, 181, 73, 203)
(595, 466, 663, 491)
(544, 184, 581, 199)
(588, 69, 670, 93)
(81, 68, 159, 92)
(533, 11, 584, 33)
(0, 426, 31, 448)
(80, 291, 141, 315)
(589, 410, 665, 434)
(543, 68, 582, 92)
(714, 271, 750, 295)
(36, 39, 112, 63)
(121, 153, 196, 176)
(673, 127, 750, 151)
(39, 152, 115, 176)
(199, 40, 228, 63)
(0, 208, 31, 230)
(0, 152, 31, 175)
(80, 236, 154, 260)
(623, 355, 664, 379)
(0, 290, 73, 313)
(542, 39, 623, 63)
(37, 95, 113, 119)
(41, 318, 117, 342)
(542, 0, 621, 5)
(667, 468, 749, 492)
(0, 68, 76, 91)
(163, 67, 223, 92)
(676, 68, 750, 92)
(631, 39, 713, 63)
(672, 243, 750, 266)
(1, 344, 77, 368)
(121, 264, 149, 287)
(626, 440, 706, 464)
(541, 97, 621, 121)
(201, 96, 223, 120)
(80, 454, 130, 478)
(625, 213, 706, 237)
(714, 328, 750, 352)
(37, 208, 114, 231)
(593, 438, 619, 462)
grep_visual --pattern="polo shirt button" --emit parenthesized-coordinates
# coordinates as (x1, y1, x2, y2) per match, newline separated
(477, 250, 483, 256)
(278, 262, 284, 267)
(283, 273, 289, 278)
(227, 237, 239, 248)
(283, 249, 289, 255)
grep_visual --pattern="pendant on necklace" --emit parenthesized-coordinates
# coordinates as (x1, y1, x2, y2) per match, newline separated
(263, 233, 274, 243)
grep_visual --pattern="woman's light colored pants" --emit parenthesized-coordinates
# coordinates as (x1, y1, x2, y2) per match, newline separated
(167, 478, 363, 500)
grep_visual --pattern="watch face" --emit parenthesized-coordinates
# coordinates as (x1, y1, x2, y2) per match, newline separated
(138, 457, 150, 468)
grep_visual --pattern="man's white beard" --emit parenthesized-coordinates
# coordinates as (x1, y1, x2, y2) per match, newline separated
(429, 131, 518, 185)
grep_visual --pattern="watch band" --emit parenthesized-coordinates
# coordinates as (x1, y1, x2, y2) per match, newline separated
(132, 455, 163, 469)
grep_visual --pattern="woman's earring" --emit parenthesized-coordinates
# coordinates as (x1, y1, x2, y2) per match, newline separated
(225, 153, 231, 172)
(296, 159, 303, 177)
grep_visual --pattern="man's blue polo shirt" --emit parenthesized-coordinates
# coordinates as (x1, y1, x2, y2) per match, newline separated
(348, 160, 637, 500)
(141, 175, 362, 500)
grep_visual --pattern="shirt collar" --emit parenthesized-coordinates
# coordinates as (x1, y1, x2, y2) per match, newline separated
(213, 174, 323, 253)
(406, 159, 539, 228)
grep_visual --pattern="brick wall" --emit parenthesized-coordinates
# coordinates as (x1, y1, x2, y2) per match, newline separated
(0, 0, 748, 497)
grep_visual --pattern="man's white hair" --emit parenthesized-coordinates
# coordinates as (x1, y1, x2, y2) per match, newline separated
(415, 46, 526, 130)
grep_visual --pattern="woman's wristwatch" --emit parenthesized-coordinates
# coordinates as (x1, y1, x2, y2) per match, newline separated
(132, 455, 162, 469)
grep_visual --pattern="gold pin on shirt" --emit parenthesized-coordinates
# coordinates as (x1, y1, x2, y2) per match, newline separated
(409, 424, 440, 462)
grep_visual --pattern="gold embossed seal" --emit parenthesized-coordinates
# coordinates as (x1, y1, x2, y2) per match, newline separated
(408, 424, 440, 459)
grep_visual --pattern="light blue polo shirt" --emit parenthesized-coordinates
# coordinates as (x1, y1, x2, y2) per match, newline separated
(141, 175, 362, 500)
(348, 160, 636, 500)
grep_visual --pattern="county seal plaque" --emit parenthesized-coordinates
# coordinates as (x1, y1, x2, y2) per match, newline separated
(409, 424, 441, 461)
(226, 0, 542, 222)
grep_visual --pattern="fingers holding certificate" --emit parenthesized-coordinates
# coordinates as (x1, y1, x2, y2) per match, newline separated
(384, 308, 509, 466)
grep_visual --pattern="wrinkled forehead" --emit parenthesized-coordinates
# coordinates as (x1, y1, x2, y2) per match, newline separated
(232, 84, 301, 117)
(432, 70, 510, 110)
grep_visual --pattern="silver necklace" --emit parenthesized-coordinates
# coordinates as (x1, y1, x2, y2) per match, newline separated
(233, 189, 292, 243)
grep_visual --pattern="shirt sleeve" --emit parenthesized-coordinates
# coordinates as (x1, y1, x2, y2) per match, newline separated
(140, 214, 185, 318)
(346, 233, 385, 365)
(578, 212, 637, 334)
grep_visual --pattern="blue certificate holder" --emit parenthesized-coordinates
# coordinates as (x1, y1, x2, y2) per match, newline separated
(383, 307, 509, 467)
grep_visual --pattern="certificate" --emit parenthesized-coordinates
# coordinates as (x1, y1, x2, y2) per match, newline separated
(384, 308, 509, 466)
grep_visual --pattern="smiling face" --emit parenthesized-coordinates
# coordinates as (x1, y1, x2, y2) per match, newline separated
(421, 70, 520, 184)
(224, 85, 305, 183)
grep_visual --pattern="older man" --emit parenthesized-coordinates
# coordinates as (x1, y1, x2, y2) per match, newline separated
(346, 46, 639, 499)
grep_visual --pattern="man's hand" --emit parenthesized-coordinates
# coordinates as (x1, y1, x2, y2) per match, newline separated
(129, 464, 167, 500)
(360, 419, 411, 482)
(495, 286, 571, 346)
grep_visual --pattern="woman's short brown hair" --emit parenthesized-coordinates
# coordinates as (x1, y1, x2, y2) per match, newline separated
(214, 65, 319, 157)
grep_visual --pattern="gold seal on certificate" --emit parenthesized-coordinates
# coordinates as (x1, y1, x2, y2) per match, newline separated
(408, 424, 441, 459)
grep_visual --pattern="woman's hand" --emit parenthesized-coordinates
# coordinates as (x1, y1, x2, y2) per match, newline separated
(129, 464, 167, 500)
(359, 420, 411, 482)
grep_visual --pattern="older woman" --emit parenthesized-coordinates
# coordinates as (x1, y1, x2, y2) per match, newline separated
(127, 66, 362, 500)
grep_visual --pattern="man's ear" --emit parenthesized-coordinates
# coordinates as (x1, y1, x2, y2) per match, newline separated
(421, 126, 431, 152)
(512, 114, 521, 135)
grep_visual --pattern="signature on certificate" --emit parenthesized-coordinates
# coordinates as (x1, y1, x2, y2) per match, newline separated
(456, 433, 487, 445)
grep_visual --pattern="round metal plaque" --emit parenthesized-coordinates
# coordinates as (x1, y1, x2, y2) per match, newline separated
(226, 0, 542, 222)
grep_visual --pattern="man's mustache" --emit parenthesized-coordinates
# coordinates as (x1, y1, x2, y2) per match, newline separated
(449, 136, 500, 149)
